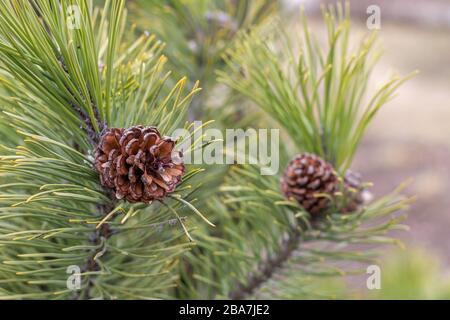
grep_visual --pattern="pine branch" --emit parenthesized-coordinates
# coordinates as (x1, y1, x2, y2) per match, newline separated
(177, 161, 411, 299)
(0, 0, 209, 299)
(229, 227, 301, 300)
(57, 55, 104, 146)
(129, 0, 276, 120)
(73, 201, 115, 300)
(218, 3, 417, 172)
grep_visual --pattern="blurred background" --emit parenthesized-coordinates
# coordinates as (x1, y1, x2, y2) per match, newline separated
(296, 0, 450, 299)
(124, 0, 450, 298)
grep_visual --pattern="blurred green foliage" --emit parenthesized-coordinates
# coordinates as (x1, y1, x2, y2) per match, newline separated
(370, 248, 450, 299)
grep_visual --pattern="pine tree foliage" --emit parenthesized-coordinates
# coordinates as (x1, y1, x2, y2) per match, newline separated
(177, 164, 412, 299)
(176, 4, 415, 299)
(0, 0, 207, 299)
(126, 0, 278, 205)
(0, 0, 415, 300)
(129, 0, 276, 87)
(128, 0, 276, 123)
(219, 4, 417, 172)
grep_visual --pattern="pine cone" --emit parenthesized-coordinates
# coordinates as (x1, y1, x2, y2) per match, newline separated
(342, 170, 366, 213)
(281, 153, 338, 215)
(94, 125, 185, 203)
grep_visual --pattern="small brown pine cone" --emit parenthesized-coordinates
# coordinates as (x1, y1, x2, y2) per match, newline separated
(341, 170, 366, 213)
(94, 125, 185, 203)
(281, 153, 338, 215)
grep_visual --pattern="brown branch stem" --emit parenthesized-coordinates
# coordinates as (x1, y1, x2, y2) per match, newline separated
(73, 200, 117, 300)
(228, 228, 302, 300)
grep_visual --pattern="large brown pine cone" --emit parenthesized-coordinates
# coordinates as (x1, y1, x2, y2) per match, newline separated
(94, 125, 185, 203)
(281, 153, 338, 215)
